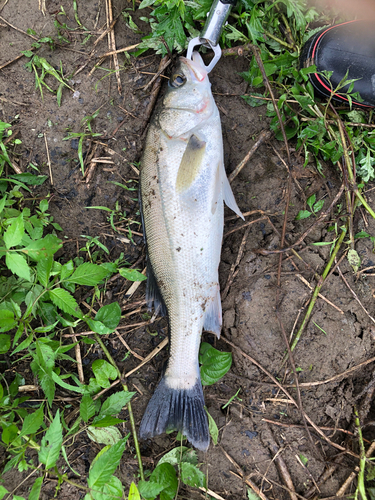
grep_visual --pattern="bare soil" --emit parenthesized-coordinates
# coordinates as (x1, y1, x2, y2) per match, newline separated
(1, 1, 375, 499)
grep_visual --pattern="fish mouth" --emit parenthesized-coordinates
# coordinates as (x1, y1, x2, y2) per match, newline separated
(180, 56, 207, 82)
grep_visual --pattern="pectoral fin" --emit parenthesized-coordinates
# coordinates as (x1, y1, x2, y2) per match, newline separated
(176, 135, 206, 193)
(221, 163, 244, 220)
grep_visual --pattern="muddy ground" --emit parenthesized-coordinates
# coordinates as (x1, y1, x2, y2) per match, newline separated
(1, 0, 375, 499)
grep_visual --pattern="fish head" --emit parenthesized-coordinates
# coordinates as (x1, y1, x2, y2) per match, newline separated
(158, 52, 216, 138)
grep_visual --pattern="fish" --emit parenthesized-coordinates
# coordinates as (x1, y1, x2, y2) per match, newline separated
(139, 52, 243, 451)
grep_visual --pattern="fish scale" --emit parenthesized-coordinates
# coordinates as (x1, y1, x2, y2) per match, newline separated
(139, 52, 243, 450)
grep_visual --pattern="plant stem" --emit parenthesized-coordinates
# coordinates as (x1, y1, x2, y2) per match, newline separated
(93, 332, 144, 481)
(290, 226, 347, 352)
(354, 408, 368, 500)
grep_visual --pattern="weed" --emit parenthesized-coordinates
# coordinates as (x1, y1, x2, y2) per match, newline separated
(296, 193, 324, 220)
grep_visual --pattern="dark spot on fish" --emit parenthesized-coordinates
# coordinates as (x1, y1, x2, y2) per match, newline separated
(176, 247, 181, 252)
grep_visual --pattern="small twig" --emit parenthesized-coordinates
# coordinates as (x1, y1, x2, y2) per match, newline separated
(335, 437, 375, 497)
(198, 487, 227, 500)
(222, 336, 359, 458)
(98, 42, 140, 58)
(296, 274, 344, 314)
(0, 15, 38, 39)
(337, 264, 375, 325)
(140, 56, 169, 134)
(289, 226, 347, 353)
(142, 58, 172, 92)
(220, 446, 270, 500)
(106, 0, 122, 94)
(224, 216, 268, 237)
(228, 129, 272, 183)
(70, 327, 85, 384)
(221, 225, 251, 299)
(257, 183, 345, 255)
(44, 133, 53, 185)
(114, 329, 144, 361)
(250, 45, 290, 165)
(93, 332, 144, 480)
(262, 423, 298, 500)
(124, 337, 168, 379)
(124, 267, 146, 300)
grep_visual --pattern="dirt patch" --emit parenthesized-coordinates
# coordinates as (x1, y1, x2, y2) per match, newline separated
(1, 1, 375, 499)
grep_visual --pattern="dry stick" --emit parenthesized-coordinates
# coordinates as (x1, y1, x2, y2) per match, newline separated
(198, 487, 226, 500)
(221, 336, 359, 459)
(106, 0, 122, 94)
(263, 423, 298, 500)
(289, 226, 347, 353)
(224, 215, 268, 237)
(220, 446, 270, 500)
(228, 129, 272, 183)
(296, 273, 344, 314)
(114, 329, 144, 361)
(336, 118, 375, 221)
(142, 58, 172, 93)
(70, 327, 85, 384)
(250, 45, 290, 165)
(336, 440, 375, 497)
(92, 332, 144, 480)
(98, 43, 140, 58)
(44, 133, 53, 185)
(221, 225, 251, 299)
(276, 313, 318, 457)
(258, 183, 345, 255)
(140, 56, 169, 135)
(337, 264, 375, 325)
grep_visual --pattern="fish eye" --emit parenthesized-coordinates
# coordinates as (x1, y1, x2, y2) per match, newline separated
(169, 73, 186, 88)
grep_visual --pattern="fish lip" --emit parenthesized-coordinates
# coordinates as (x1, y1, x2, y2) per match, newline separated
(180, 56, 206, 82)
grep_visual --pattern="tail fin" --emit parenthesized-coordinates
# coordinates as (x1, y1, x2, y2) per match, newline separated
(139, 376, 209, 451)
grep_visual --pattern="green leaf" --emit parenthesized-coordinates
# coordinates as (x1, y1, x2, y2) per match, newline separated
(60, 260, 74, 280)
(9, 173, 48, 185)
(0, 486, 8, 499)
(92, 359, 117, 388)
(19, 405, 44, 438)
(91, 416, 125, 427)
(0, 333, 10, 354)
(205, 408, 218, 445)
(119, 268, 147, 282)
(5, 252, 31, 281)
(299, 453, 308, 466)
(313, 199, 324, 213)
(180, 462, 205, 488)
(22, 234, 62, 261)
(295, 210, 311, 221)
(37, 257, 53, 287)
(95, 302, 121, 330)
(2, 423, 18, 444)
(0, 194, 7, 214)
(199, 343, 232, 386)
(99, 391, 135, 417)
(128, 482, 142, 500)
(348, 248, 361, 272)
(149, 463, 178, 500)
(0, 310, 16, 332)
(87, 435, 129, 489)
(65, 262, 108, 286)
(247, 488, 261, 500)
(49, 288, 83, 318)
(87, 425, 123, 445)
(80, 393, 97, 422)
(38, 409, 63, 469)
(355, 231, 371, 239)
(138, 480, 164, 500)
(12, 332, 34, 355)
(157, 447, 188, 467)
(28, 477, 43, 500)
(51, 371, 86, 394)
(4, 214, 24, 249)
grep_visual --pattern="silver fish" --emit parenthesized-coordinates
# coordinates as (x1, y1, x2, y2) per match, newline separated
(139, 52, 243, 451)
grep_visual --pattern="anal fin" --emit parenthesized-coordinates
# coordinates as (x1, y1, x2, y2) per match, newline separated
(203, 285, 222, 338)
